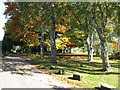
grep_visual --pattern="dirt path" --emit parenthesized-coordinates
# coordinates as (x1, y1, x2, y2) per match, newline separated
(0, 56, 73, 89)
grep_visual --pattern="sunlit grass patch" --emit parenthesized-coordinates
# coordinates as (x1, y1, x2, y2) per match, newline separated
(29, 55, 119, 88)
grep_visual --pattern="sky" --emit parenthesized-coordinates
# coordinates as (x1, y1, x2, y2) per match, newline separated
(0, 0, 7, 41)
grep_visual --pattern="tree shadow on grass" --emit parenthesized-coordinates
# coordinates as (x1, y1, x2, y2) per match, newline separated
(29, 57, 120, 75)
(69, 68, 120, 75)
(56, 61, 120, 75)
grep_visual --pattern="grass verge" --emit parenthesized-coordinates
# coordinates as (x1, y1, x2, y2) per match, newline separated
(29, 55, 119, 89)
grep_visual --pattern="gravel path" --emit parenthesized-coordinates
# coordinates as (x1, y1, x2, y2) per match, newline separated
(0, 56, 73, 89)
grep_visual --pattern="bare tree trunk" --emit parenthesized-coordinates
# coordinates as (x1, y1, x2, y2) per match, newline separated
(40, 26, 44, 58)
(50, 4, 57, 62)
(50, 23, 57, 61)
(68, 48, 71, 53)
(96, 28, 111, 71)
(86, 34, 94, 61)
(26, 46, 31, 54)
(0, 41, 2, 56)
(118, 36, 120, 52)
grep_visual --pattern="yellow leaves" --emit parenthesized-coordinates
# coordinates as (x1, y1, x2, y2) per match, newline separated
(29, 20, 34, 24)
(112, 39, 118, 51)
(44, 42, 50, 45)
(19, 39, 23, 41)
(55, 34, 80, 50)
(44, 25, 49, 29)
(56, 39, 63, 44)
(26, 31, 39, 39)
(56, 24, 69, 33)
(62, 37, 70, 42)
(19, 31, 40, 46)
(61, 16, 70, 23)
(56, 39, 67, 50)
(25, 19, 40, 29)
(55, 35, 70, 50)
(43, 31, 47, 34)
(24, 14, 42, 30)
(68, 13, 72, 17)
(76, 21, 80, 24)
(25, 24, 34, 28)
(4, 2, 23, 41)
(58, 34, 70, 41)
(29, 20, 38, 25)
(34, 16, 42, 21)
(112, 44, 118, 49)
(26, 41, 40, 47)
(111, 38, 118, 44)
(105, 26, 114, 33)
(44, 40, 50, 46)
(63, 3, 67, 6)
(26, 44, 34, 47)
(56, 44, 66, 50)
(4, 2, 41, 47)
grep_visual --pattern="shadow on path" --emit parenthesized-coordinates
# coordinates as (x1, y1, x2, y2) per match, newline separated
(0, 56, 74, 89)
(1, 56, 43, 75)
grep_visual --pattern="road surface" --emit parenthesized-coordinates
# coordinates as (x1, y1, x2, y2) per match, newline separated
(0, 56, 73, 90)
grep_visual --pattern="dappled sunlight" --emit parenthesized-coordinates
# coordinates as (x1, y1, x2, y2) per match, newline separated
(2, 1, 119, 89)
(28, 55, 119, 88)
(1, 56, 74, 89)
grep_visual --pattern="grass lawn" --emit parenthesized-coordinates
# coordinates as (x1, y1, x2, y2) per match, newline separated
(0, 55, 2, 58)
(29, 55, 119, 89)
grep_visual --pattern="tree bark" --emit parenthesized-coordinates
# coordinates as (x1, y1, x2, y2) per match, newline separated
(0, 41, 2, 56)
(86, 34, 94, 61)
(50, 4, 57, 62)
(68, 48, 71, 53)
(40, 26, 44, 58)
(96, 28, 111, 71)
(26, 46, 31, 54)
(118, 36, 120, 52)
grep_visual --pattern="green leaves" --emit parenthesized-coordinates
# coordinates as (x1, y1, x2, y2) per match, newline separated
(4, 2, 119, 51)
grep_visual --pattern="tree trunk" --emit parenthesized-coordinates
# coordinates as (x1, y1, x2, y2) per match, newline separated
(26, 46, 31, 54)
(0, 41, 2, 56)
(50, 4, 57, 62)
(86, 34, 94, 61)
(96, 28, 111, 71)
(40, 26, 44, 58)
(118, 36, 120, 52)
(62, 49, 65, 53)
(95, 47, 101, 57)
(68, 48, 71, 53)
(100, 38, 110, 71)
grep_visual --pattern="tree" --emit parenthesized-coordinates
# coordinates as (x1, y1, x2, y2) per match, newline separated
(65, 2, 94, 61)
(50, 3, 57, 61)
(64, 2, 118, 70)
(114, 2, 120, 52)
(91, 2, 118, 71)
(40, 23, 45, 58)
(4, 2, 40, 52)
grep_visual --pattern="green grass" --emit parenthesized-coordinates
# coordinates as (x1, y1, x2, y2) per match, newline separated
(29, 56, 119, 88)
(0, 54, 3, 57)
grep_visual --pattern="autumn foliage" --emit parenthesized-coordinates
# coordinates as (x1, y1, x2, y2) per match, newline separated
(4, 2, 82, 51)
(4, 2, 40, 47)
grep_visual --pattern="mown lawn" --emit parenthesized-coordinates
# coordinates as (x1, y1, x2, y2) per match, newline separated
(29, 55, 119, 89)
(0, 55, 2, 58)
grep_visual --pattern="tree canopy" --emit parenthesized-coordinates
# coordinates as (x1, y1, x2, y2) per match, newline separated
(3, 2, 119, 71)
